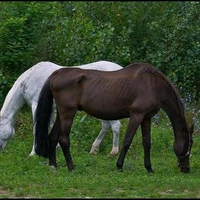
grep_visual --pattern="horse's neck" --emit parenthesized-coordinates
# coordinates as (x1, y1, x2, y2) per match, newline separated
(0, 79, 25, 126)
(155, 70, 188, 136)
(163, 98, 188, 137)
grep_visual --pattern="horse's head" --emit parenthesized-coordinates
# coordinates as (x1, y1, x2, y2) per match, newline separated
(176, 123, 194, 173)
(0, 119, 15, 151)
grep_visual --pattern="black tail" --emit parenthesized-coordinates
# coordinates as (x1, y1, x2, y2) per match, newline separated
(34, 77, 53, 157)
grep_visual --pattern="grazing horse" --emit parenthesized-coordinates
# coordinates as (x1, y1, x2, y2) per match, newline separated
(0, 61, 122, 156)
(34, 63, 194, 173)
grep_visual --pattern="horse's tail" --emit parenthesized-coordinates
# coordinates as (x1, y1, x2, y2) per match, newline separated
(34, 77, 53, 158)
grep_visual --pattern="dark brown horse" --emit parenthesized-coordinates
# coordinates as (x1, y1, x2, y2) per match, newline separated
(34, 63, 194, 173)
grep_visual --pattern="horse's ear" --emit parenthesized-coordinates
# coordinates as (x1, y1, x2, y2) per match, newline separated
(188, 123, 194, 135)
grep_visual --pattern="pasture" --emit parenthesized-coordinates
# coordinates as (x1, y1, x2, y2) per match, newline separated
(0, 106, 200, 198)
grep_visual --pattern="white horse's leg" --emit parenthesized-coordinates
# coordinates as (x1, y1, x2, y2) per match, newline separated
(90, 120, 111, 154)
(51, 103, 60, 149)
(29, 102, 37, 156)
(109, 120, 122, 156)
(50, 103, 56, 129)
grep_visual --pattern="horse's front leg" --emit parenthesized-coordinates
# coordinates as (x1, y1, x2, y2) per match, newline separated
(141, 118, 154, 173)
(59, 117, 75, 171)
(30, 102, 38, 157)
(117, 114, 144, 171)
(48, 115, 60, 169)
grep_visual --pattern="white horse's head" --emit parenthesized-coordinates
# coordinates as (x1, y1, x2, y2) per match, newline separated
(0, 118, 15, 150)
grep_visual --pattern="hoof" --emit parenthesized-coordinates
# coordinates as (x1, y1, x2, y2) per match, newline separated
(146, 167, 154, 173)
(89, 146, 98, 155)
(117, 167, 123, 172)
(89, 151, 97, 155)
(67, 165, 75, 171)
(109, 151, 118, 157)
(116, 163, 123, 172)
(108, 153, 116, 158)
(180, 167, 190, 173)
(145, 165, 154, 173)
(29, 151, 36, 157)
(109, 147, 119, 157)
(49, 165, 57, 173)
(147, 169, 154, 173)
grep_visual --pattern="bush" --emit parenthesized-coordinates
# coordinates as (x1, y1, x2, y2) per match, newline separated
(0, 2, 199, 106)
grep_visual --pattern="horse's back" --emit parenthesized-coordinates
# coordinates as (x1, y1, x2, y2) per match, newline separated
(50, 62, 159, 95)
(74, 60, 122, 71)
(23, 62, 63, 104)
(12, 60, 122, 106)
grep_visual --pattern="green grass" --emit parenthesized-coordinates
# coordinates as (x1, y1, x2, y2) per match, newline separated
(0, 107, 200, 198)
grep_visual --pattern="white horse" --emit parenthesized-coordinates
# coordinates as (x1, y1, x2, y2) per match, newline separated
(0, 61, 122, 156)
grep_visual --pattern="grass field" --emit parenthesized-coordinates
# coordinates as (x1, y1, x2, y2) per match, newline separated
(0, 107, 200, 198)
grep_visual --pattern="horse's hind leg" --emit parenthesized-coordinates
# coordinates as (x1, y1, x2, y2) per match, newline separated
(116, 114, 144, 171)
(48, 114, 60, 169)
(141, 118, 154, 173)
(58, 115, 75, 171)
(90, 120, 111, 154)
(109, 120, 122, 156)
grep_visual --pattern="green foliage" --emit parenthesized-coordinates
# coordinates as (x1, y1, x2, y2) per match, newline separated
(0, 1, 199, 104)
(0, 72, 16, 107)
(0, 71, 8, 105)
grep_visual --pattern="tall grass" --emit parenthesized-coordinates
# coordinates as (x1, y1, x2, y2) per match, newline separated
(0, 106, 200, 198)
